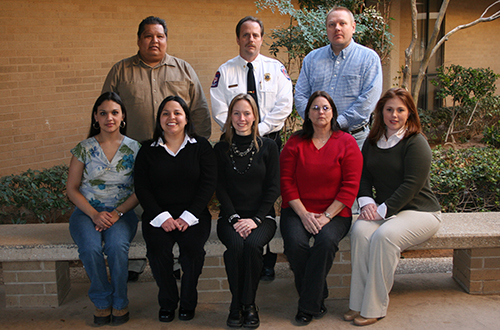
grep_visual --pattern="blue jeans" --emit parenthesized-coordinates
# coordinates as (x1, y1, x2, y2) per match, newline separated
(69, 207, 138, 310)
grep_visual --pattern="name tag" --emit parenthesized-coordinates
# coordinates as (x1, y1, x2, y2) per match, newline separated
(228, 84, 238, 88)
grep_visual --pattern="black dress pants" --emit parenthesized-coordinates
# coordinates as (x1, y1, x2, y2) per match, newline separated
(142, 214, 211, 311)
(280, 207, 351, 315)
(217, 217, 276, 311)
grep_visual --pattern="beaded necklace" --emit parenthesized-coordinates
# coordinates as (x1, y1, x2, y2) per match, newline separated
(230, 139, 256, 175)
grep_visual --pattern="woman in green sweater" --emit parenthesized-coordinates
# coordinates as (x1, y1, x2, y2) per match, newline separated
(344, 88, 442, 326)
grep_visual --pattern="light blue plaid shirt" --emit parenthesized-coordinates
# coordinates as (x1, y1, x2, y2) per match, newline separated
(295, 41, 382, 132)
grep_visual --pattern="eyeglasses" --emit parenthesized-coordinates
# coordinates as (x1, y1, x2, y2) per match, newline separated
(311, 105, 332, 112)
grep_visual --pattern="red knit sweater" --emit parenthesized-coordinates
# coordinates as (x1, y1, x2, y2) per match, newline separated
(280, 130, 363, 218)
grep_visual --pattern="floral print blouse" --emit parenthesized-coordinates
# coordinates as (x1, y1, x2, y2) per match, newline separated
(71, 136, 141, 208)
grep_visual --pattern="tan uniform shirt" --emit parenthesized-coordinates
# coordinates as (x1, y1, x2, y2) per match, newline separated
(102, 53, 211, 142)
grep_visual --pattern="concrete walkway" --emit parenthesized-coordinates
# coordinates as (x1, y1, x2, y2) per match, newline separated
(1, 272, 499, 330)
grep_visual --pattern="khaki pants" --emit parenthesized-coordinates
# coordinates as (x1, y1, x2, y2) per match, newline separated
(349, 210, 441, 318)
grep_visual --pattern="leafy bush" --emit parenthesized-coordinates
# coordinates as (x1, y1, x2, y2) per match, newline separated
(430, 146, 500, 212)
(483, 120, 500, 148)
(426, 65, 500, 143)
(0, 165, 73, 224)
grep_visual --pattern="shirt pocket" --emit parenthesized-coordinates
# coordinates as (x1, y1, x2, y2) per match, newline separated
(164, 80, 192, 105)
(343, 74, 361, 98)
(260, 80, 277, 113)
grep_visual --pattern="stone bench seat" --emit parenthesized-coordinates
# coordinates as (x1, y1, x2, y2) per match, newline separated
(1, 212, 499, 308)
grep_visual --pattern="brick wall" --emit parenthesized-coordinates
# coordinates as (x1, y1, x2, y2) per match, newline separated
(0, 0, 291, 176)
(2, 0, 499, 176)
(453, 248, 500, 294)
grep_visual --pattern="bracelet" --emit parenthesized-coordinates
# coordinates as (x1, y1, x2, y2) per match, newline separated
(228, 214, 240, 225)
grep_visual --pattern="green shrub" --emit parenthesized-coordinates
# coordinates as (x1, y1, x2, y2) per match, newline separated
(430, 146, 500, 212)
(482, 120, 500, 148)
(0, 165, 73, 224)
(426, 65, 500, 143)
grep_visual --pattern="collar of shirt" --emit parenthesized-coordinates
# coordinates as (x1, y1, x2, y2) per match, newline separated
(328, 39, 355, 61)
(377, 127, 406, 149)
(237, 54, 262, 69)
(132, 52, 173, 68)
(151, 133, 197, 156)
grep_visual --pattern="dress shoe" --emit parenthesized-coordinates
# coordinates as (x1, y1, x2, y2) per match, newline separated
(354, 315, 380, 326)
(159, 308, 175, 322)
(313, 303, 327, 319)
(178, 307, 195, 321)
(94, 307, 111, 326)
(295, 311, 313, 326)
(260, 266, 275, 281)
(344, 309, 361, 321)
(227, 309, 243, 328)
(242, 304, 260, 328)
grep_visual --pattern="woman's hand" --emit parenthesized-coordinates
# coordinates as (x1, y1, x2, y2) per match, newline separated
(300, 212, 322, 235)
(233, 218, 257, 239)
(358, 204, 382, 221)
(315, 213, 331, 230)
(161, 217, 182, 232)
(174, 218, 189, 232)
(92, 211, 117, 232)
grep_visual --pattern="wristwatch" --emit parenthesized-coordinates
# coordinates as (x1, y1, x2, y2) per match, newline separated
(323, 212, 333, 221)
(115, 209, 124, 217)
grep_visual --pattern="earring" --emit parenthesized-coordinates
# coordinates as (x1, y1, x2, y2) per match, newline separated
(120, 121, 126, 128)
(93, 122, 100, 129)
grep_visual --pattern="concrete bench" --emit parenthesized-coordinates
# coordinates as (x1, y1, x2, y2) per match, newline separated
(1, 212, 499, 308)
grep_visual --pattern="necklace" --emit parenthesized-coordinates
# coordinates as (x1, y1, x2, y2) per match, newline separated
(231, 140, 254, 157)
(230, 140, 256, 175)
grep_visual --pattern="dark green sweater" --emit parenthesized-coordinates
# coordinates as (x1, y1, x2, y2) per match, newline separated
(358, 133, 440, 217)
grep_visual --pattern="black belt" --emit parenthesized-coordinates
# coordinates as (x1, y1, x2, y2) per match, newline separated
(349, 123, 368, 135)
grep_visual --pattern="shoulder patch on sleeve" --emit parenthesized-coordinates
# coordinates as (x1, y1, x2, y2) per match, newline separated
(281, 66, 291, 81)
(211, 71, 221, 88)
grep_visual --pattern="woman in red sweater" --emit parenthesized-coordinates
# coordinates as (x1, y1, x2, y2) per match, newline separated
(280, 90, 363, 325)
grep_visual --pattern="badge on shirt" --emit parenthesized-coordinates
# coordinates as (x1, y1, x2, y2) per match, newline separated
(211, 71, 220, 88)
(264, 73, 271, 82)
(281, 66, 291, 81)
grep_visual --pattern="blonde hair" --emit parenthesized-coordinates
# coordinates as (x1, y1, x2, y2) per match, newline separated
(223, 93, 261, 151)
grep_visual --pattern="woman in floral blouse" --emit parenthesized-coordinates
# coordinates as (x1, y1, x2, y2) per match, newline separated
(67, 92, 141, 326)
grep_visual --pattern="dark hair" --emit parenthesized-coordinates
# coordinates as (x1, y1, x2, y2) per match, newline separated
(236, 16, 264, 38)
(223, 93, 261, 151)
(137, 16, 167, 39)
(88, 92, 127, 138)
(153, 95, 196, 143)
(296, 91, 339, 140)
(367, 87, 422, 145)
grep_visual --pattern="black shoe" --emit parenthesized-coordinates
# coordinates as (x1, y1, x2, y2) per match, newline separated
(260, 267, 275, 281)
(128, 271, 140, 282)
(313, 303, 327, 319)
(178, 307, 195, 321)
(295, 311, 313, 326)
(159, 308, 175, 322)
(242, 304, 260, 328)
(227, 309, 243, 328)
(93, 314, 111, 326)
(111, 312, 130, 326)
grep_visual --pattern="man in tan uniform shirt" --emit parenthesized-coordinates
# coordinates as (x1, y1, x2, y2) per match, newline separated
(102, 16, 211, 142)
